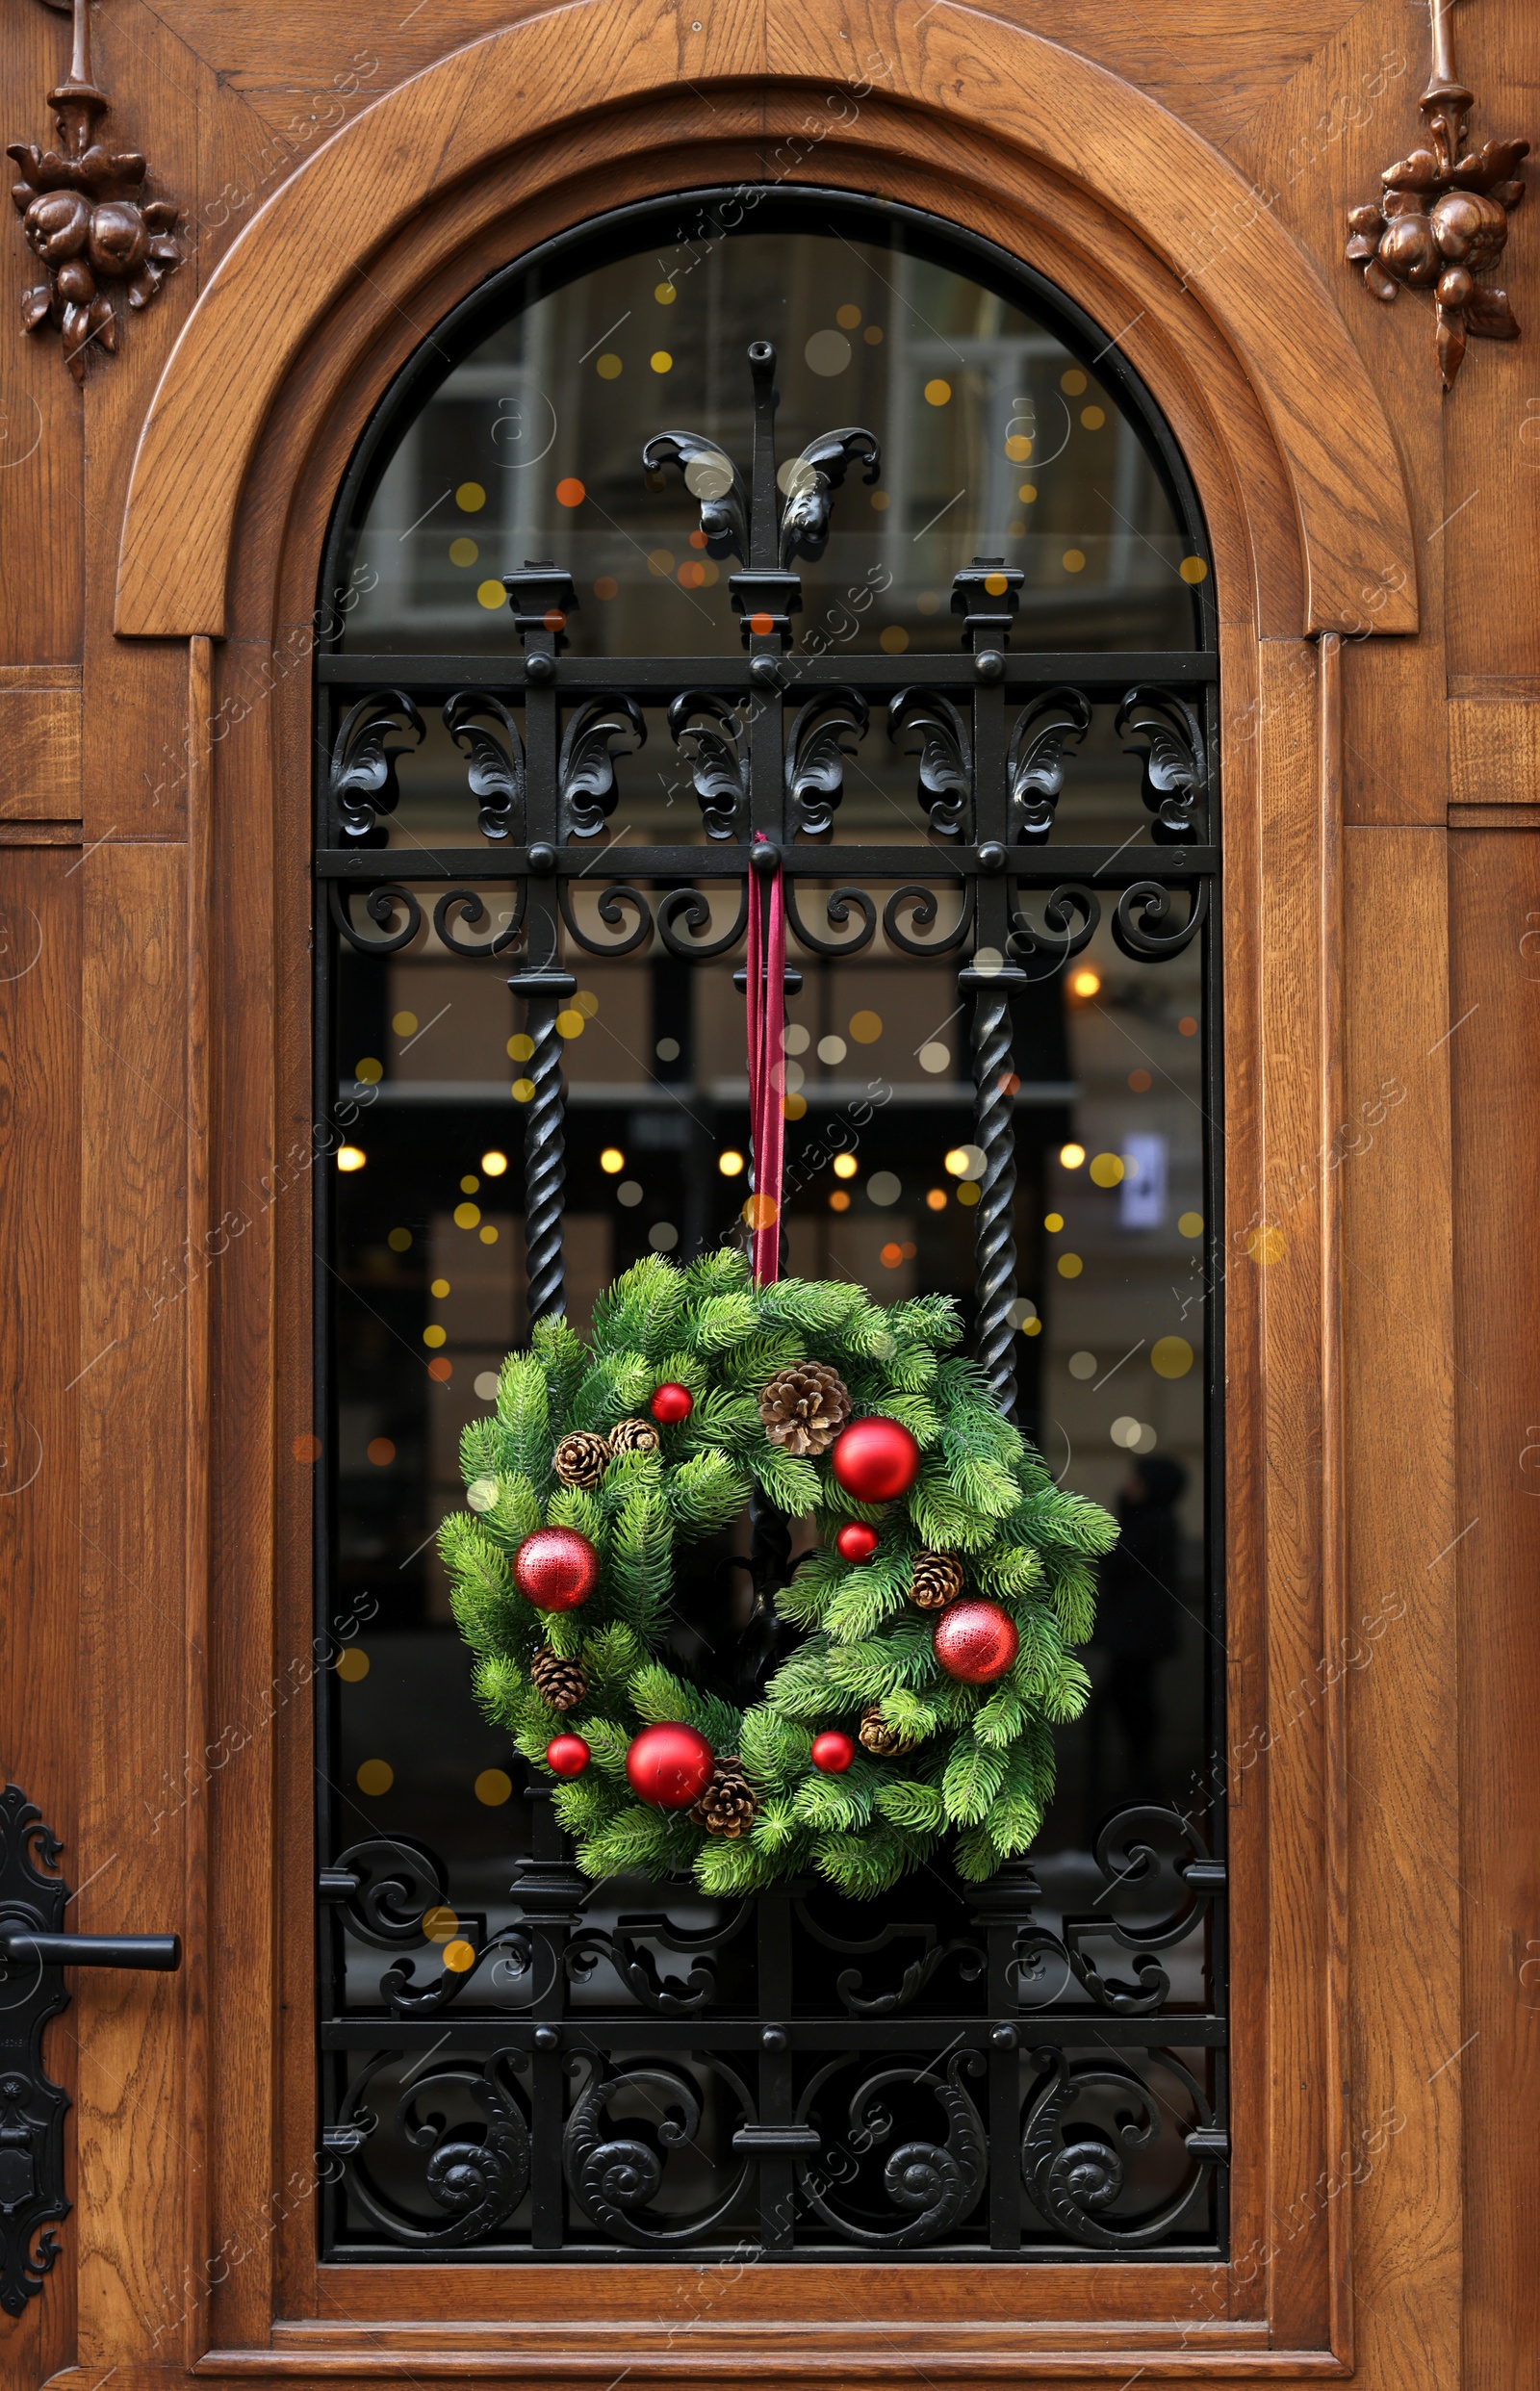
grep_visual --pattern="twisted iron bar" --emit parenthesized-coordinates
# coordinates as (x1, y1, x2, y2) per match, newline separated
(511, 971, 574, 1324)
(968, 973, 1023, 1416)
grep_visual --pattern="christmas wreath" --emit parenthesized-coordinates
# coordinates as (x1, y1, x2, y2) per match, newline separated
(439, 1247, 1116, 1896)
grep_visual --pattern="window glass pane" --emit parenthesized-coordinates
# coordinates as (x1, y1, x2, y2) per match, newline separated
(320, 192, 1222, 2260)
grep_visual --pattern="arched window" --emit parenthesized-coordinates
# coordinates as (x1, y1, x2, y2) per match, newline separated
(316, 192, 1224, 2262)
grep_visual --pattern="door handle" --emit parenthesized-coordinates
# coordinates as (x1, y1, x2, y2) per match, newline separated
(0, 1931, 181, 1972)
(0, 1781, 181, 2317)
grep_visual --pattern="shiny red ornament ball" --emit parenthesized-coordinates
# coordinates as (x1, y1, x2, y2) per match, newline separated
(513, 1526, 599, 1612)
(649, 1382, 694, 1424)
(625, 1721, 715, 1810)
(547, 1734, 591, 1777)
(835, 1522, 880, 1562)
(830, 1416, 922, 1504)
(933, 1599, 1019, 1684)
(810, 1730, 857, 1774)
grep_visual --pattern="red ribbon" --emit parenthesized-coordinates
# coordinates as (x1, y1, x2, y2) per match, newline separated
(745, 836, 785, 1286)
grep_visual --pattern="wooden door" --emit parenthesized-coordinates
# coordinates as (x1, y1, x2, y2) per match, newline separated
(0, 2, 1532, 2385)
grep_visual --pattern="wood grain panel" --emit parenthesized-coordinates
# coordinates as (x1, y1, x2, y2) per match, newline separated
(1448, 697, 1540, 810)
(1451, 832, 1540, 2391)
(0, 846, 80, 2388)
(0, 0, 84, 662)
(0, 676, 82, 821)
(112, 0, 1415, 638)
(76, 839, 191, 2368)
(154, 0, 1365, 151)
(1253, 637, 1334, 2352)
(1341, 824, 1461, 2391)
(79, 0, 203, 843)
(1442, 0, 1540, 681)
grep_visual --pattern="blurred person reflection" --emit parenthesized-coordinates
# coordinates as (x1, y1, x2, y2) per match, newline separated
(1087, 1453, 1188, 1810)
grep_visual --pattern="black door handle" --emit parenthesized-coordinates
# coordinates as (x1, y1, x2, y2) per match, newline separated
(0, 1780, 183, 2319)
(0, 1931, 181, 1972)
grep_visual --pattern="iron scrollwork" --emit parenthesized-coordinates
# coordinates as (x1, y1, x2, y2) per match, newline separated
(1020, 2047, 1223, 2250)
(557, 695, 646, 841)
(778, 429, 882, 565)
(1007, 882, 1100, 968)
(794, 2053, 988, 2247)
(564, 2057, 755, 2244)
(326, 880, 423, 956)
(566, 1902, 753, 2014)
(785, 688, 868, 838)
(1116, 686, 1206, 844)
(783, 881, 877, 959)
(887, 689, 972, 839)
(669, 691, 748, 840)
(656, 881, 750, 963)
(445, 690, 526, 841)
(329, 690, 424, 844)
(641, 431, 748, 557)
(334, 2050, 532, 2246)
(1112, 877, 1209, 963)
(556, 880, 654, 959)
(1013, 1803, 1225, 2016)
(1009, 687, 1091, 842)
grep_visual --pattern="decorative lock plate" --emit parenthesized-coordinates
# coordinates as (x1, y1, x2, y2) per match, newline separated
(0, 1782, 180, 2313)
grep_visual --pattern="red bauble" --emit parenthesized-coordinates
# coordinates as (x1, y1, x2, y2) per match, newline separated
(547, 1734, 591, 1777)
(649, 1382, 694, 1424)
(830, 1417, 922, 1504)
(625, 1721, 714, 1810)
(513, 1526, 599, 1612)
(810, 1730, 857, 1774)
(933, 1599, 1019, 1684)
(835, 1522, 880, 1562)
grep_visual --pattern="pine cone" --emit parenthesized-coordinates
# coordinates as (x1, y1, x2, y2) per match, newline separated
(858, 1704, 914, 1758)
(689, 1756, 759, 1838)
(530, 1645, 588, 1712)
(758, 1361, 852, 1456)
(552, 1430, 609, 1489)
(909, 1549, 964, 1610)
(607, 1416, 660, 1458)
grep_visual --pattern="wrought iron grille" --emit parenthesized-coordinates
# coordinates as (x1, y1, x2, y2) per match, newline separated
(313, 201, 1226, 2262)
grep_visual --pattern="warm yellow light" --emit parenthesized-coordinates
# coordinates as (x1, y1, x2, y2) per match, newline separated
(926, 1188, 947, 1212)
(600, 1147, 626, 1174)
(833, 1154, 859, 1180)
(829, 1189, 851, 1212)
(1059, 1143, 1086, 1170)
(481, 1150, 508, 1177)
(460, 1174, 479, 1195)
(1069, 967, 1101, 1000)
(337, 1146, 366, 1171)
(719, 1149, 746, 1177)
(944, 1147, 971, 1177)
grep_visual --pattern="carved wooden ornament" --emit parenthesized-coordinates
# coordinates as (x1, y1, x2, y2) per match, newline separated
(8, 0, 180, 382)
(1347, 0, 1527, 388)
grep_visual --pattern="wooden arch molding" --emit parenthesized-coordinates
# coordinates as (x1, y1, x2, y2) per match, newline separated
(114, 0, 1417, 641)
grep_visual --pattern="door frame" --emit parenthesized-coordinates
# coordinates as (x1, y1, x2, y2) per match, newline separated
(52, 5, 1445, 2383)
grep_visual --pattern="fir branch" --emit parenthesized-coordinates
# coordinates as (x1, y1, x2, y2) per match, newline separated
(695, 1836, 779, 1894)
(666, 1451, 750, 1534)
(552, 1774, 623, 1834)
(739, 1709, 810, 1794)
(941, 1735, 1007, 1825)
(750, 1443, 820, 1515)
(577, 1806, 680, 1880)
(872, 1779, 947, 1833)
(813, 1820, 923, 1895)
(686, 1291, 761, 1353)
(531, 1314, 588, 1423)
(583, 1718, 634, 1784)
(496, 1353, 552, 1483)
